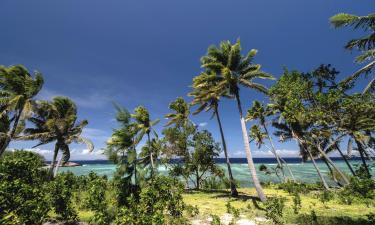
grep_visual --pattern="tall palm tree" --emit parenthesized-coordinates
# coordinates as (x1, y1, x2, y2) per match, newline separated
(189, 72, 238, 197)
(246, 100, 295, 182)
(0, 65, 44, 157)
(131, 106, 160, 174)
(19, 97, 93, 176)
(330, 13, 375, 94)
(200, 40, 273, 201)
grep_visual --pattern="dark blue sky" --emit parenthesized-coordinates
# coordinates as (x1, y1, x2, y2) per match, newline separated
(1, 0, 374, 159)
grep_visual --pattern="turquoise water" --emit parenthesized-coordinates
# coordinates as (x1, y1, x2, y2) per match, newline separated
(59, 160, 373, 187)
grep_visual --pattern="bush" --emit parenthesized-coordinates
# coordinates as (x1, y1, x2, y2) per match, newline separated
(48, 172, 78, 222)
(83, 172, 112, 225)
(292, 192, 302, 214)
(225, 202, 240, 219)
(210, 214, 221, 225)
(114, 175, 187, 225)
(0, 150, 50, 225)
(279, 180, 319, 194)
(264, 197, 286, 225)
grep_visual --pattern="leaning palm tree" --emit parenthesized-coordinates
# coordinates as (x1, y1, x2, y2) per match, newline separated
(165, 97, 191, 128)
(246, 101, 295, 182)
(131, 106, 160, 174)
(200, 40, 273, 201)
(330, 13, 375, 94)
(19, 97, 93, 176)
(0, 65, 44, 157)
(189, 71, 238, 197)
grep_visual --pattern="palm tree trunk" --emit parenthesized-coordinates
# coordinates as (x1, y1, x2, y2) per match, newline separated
(0, 109, 23, 157)
(321, 157, 340, 185)
(292, 132, 329, 190)
(316, 145, 350, 185)
(54, 154, 63, 177)
(279, 157, 296, 181)
(263, 124, 286, 182)
(214, 106, 238, 197)
(147, 133, 155, 175)
(50, 144, 59, 178)
(306, 148, 330, 190)
(336, 145, 356, 176)
(354, 138, 371, 178)
(235, 93, 266, 202)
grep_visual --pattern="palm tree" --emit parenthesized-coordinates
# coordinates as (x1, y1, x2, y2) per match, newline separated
(131, 106, 160, 174)
(189, 72, 238, 197)
(330, 13, 375, 94)
(164, 97, 192, 158)
(200, 40, 273, 201)
(19, 97, 93, 176)
(0, 65, 44, 157)
(246, 100, 295, 182)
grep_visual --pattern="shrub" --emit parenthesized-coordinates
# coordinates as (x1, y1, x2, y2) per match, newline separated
(210, 214, 221, 225)
(48, 172, 78, 222)
(292, 192, 302, 214)
(83, 172, 112, 225)
(264, 197, 286, 225)
(319, 190, 333, 205)
(185, 204, 199, 217)
(0, 150, 50, 225)
(225, 202, 240, 219)
(279, 180, 319, 194)
(114, 175, 187, 224)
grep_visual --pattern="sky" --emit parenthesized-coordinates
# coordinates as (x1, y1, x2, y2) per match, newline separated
(1, 0, 374, 160)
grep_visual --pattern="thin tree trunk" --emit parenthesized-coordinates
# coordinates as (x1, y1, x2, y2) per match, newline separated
(279, 157, 296, 181)
(321, 157, 340, 185)
(336, 145, 356, 176)
(316, 145, 350, 185)
(306, 148, 330, 190)
(263, 124, 286, 182)
(147, 133, 155, 175)
(196, 169, 200, 190)
(292, 132, 329, 190)
(354, 138, 371, 178)
(215, 106, 238, 197)
(0, 109, 23, 157)
(235, 93, 266, 202)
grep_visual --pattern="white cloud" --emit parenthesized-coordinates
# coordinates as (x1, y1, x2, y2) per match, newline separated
(198, 122, 208, 127)
(37, 89, 112, 109)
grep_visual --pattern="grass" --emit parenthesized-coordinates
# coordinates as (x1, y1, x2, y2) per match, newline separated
(182, 187, 375, 224)
(73, 187, 375, 224)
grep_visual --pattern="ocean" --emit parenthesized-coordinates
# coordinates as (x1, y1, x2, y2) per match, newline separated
(58, 158, 373, 187)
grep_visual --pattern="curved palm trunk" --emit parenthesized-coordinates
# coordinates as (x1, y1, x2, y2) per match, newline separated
(354, 138, 371, 178)
(279, 157, 296, 181)
(292, 132, 329, 190)
(214, 106, 238, 197)
(336, 145, 356, 176)
(263, 124, 288, 182)
(147, 132, 155, 175)
(0, 109, 23, 157)
(322, 157, 340, 186)
(305, 148, 330, 190)
(235, 93, 266, 202)
(316, 145, 350, 185)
